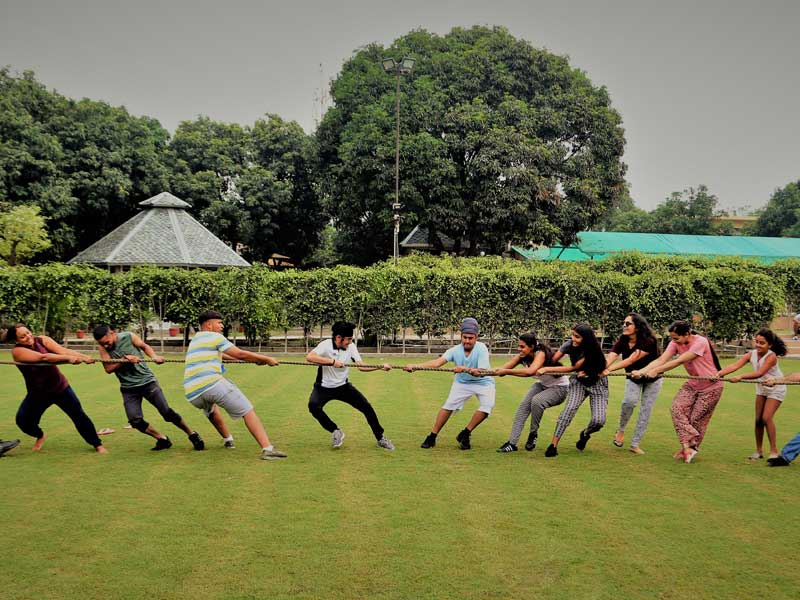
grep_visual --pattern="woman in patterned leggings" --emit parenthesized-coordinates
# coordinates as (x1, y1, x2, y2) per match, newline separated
(538, 323, 609, 457)
(494, 332, 569, 453)
(632, 321, 723, 464)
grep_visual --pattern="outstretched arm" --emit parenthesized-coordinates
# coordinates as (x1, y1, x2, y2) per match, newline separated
(223, 346, 278, 366)
(404, 356, 448, 372)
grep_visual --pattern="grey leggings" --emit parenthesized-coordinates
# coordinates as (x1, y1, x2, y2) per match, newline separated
(553, 377, 609, 439)
(508, 382, 569, 445)
(618, 377, 664, 448)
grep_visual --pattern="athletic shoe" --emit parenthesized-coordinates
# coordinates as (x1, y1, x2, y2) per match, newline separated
(576, 429, 591, 451)
(152, 436, 172, 451)
(377, 437, 395, 450)
(544, 443, 558, 457)
(420, 433, 437, 449)
(188, 432, 205, 451)
(0, 439, 21, 457)
(496, 441, 518, 453)
(261, 447, 287, 460)
(223, 439, 236, 449)
(456, 428, 471, 450)
(332, 429, 345, 449)
(767, 456, 790, 467)
(684, 448, 698, 464)
(525, 432, 537, 451)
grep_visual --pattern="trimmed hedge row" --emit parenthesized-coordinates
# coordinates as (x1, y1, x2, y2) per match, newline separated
(0, 253, 793, 345)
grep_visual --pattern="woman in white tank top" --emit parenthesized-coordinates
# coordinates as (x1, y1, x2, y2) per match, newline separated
(717, 328, 787, 460)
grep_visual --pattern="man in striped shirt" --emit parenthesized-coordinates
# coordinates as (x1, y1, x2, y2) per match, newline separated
(184, 310, 287, 460)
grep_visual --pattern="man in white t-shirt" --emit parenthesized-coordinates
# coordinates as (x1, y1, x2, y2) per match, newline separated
(306, 321, 394, 450)
(405, 317, 495, 450)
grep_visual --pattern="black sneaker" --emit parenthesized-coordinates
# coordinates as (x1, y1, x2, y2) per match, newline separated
(496, 441, 518, 453)
(456, 428, 471, 450)
(525, 432, 538, 451)
(152, 436, 172, 451)
(576, 429, 591, 451)
(767, 456, 790, 467)
(420, 433, 437, 449)
(544, 443, 558, 457)
(0, 439, 21, 457)
(188, 432, 205, 451)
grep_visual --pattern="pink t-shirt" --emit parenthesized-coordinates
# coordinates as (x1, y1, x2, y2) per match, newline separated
(665, 335, 723, 391)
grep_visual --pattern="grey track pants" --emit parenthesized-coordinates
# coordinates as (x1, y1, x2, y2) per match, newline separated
(617, 377, 664, 448)
(508, 382, 568, 445)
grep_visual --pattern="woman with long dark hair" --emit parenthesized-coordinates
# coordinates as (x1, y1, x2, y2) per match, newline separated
(604, 313, 662, 455)
(493, 332, 569, 453)
(717, 328, 787, 460)
(632, 321, 723, 463)
(5, 323, 107, 453)
(538, 323, 609, 457)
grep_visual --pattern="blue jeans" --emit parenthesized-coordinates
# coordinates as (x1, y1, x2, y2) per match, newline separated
(781, 431, 800, 462)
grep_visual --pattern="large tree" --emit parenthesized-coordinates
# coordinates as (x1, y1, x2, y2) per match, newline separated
(754, 180, 800, 237)
(0, 68, 171, 260)
(317, 26, 627, 264)
(168, 114, 324, 265)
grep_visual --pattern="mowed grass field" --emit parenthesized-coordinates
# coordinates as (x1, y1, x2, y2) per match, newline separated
(1, 352, 799, 600)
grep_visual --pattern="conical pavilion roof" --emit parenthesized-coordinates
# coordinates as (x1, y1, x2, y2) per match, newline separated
(68, 192, 250, 268)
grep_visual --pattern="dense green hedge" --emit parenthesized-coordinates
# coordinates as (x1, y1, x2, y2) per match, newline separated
(0, 253, 795, 345)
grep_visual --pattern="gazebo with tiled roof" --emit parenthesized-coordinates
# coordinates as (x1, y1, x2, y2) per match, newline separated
(68, 192, 250, 271)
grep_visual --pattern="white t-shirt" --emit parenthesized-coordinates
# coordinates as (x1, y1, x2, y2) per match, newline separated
(312, 338, 362, 388)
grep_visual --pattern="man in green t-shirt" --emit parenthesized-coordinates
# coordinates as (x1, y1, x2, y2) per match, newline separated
(94, 325, 204, 452)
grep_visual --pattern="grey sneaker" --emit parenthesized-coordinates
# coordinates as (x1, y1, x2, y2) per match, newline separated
(261, 447, 287, 460)
(223, 439, 235, 449)
(332, 429, 345, 448)
(377, 437, 395, 450)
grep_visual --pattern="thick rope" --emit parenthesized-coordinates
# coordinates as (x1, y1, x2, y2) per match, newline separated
(1, 358, 798, 384)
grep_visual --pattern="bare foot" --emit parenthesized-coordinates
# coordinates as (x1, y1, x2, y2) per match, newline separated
(629, 446, 646, 455)
(95, 445, 108, 454)
(32, 433, 47, 451)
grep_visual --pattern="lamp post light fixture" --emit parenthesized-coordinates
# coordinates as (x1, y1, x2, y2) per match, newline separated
(382, 57, 415, 265)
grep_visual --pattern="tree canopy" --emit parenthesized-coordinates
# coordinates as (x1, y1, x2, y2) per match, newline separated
(0, 203, 51, 265)
(602, 185, 731, 235)
(754, 180, 800, 237)
(317, 26, 628, 264)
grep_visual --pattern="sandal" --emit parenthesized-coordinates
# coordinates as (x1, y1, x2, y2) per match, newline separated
(747, 452, 763, 461)
(613, 431, 624, 448)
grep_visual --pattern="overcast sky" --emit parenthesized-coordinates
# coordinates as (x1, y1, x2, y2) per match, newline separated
(2, 0, 798, 211)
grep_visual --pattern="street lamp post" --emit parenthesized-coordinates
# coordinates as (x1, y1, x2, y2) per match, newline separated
(381, 57, 415, 265)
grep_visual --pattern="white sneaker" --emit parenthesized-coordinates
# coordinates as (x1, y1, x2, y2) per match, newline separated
(377, 437, 395, 450)
(332, 429, 345, 448)
(261, 447, 287, 460)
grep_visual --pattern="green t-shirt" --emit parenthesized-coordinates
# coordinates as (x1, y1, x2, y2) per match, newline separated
(107, 332, 156, 389)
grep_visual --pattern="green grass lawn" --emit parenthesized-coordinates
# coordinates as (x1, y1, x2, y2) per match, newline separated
(1, 353, 799, 600)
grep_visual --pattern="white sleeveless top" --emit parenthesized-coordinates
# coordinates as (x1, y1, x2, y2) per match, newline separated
(751, 349, 786, 399)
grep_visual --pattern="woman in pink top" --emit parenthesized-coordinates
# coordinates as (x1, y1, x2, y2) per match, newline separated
(631, 321, 723, 463)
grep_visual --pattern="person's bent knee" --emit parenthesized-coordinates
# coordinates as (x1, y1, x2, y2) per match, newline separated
(163, 408, 182, 425)
(130, 418, 150, 433)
